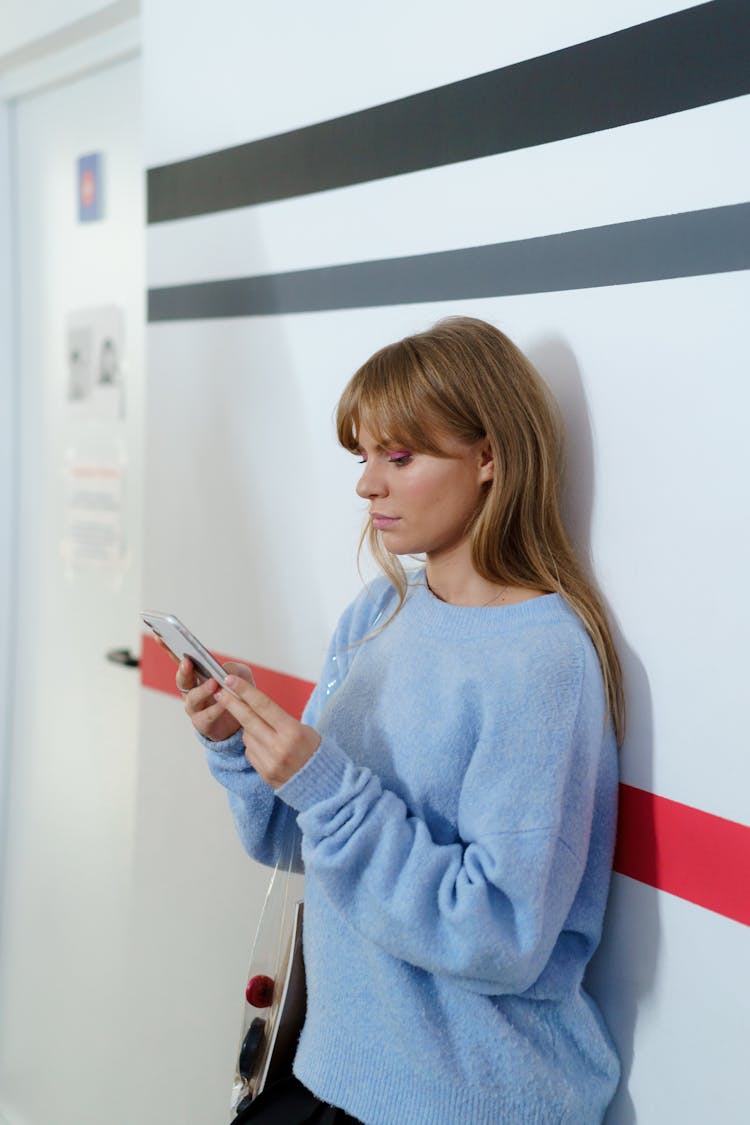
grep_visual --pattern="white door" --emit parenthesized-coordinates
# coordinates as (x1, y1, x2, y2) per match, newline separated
(0, 57, 144, 1125)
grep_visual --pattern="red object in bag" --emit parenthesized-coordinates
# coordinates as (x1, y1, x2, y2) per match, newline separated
(246, 974, 275, 1008)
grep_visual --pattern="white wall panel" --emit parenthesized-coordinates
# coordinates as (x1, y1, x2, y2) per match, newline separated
(589, 874, 750, 1123)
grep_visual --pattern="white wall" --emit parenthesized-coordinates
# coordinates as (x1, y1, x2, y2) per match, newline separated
(136, 2, 750, 1122)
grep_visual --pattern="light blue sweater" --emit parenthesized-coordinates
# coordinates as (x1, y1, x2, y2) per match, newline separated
(204, 573, 620, 1124)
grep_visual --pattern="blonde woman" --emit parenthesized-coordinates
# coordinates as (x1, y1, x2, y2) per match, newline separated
(179, 317, 623, 1124)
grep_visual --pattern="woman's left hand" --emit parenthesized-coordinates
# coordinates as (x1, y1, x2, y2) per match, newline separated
(214, 675, 321, 789)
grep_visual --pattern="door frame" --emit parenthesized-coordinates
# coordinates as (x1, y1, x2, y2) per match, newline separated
(0, 101, 18, 915)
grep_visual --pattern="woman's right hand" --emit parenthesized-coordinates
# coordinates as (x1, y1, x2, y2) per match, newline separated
(176, 656, 256, 743)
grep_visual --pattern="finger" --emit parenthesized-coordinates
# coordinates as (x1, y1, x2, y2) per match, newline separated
(184, 675, 220, 711)
(176, 657, 200, 695)
(211, 684, 257, 728)
(213, 688, 279, 752)
(223, 660, 255, 685)
(222, 677, 290, 729)
(240, 732, 268, 775)
(193, 700, 231, 731)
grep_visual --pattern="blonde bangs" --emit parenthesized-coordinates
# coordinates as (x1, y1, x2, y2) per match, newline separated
(336, 340, 452, 456)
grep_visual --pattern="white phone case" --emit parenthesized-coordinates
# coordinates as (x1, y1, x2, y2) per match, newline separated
(141, 612, 228, 685)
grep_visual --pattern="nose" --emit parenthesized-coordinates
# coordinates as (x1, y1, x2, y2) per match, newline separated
(356, 460, 388, 500)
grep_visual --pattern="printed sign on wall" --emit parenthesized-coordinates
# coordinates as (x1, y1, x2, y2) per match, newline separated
(61, 458, 126, 578)
(66, 305, 125, 420)
(77, 151, 104, 222)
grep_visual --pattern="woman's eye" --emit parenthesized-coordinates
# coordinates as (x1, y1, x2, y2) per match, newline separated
(388, 453, 412, 467)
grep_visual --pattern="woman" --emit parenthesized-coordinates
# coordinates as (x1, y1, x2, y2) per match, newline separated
(177, 317, 623, 1124)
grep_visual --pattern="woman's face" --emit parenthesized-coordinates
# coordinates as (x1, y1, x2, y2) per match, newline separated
(354, 423, 494, 560)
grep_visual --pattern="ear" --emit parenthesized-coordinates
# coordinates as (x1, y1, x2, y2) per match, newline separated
(478, 440, 494, 484)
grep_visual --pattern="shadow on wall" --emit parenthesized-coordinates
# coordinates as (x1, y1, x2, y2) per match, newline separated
(529, 336, 659, 1125)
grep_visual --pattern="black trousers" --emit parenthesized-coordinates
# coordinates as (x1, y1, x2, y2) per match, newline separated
(232, 1076, 363, 1125)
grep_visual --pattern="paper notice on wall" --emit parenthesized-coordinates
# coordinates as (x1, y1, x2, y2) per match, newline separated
(62, 461, 126, 575)
(66, 306, 125, 420)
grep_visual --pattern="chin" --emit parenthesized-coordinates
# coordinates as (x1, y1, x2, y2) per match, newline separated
(379, 532, 421, 556)
(386, 542, 429, 558)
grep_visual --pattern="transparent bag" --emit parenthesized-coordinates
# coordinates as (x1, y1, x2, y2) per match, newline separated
(231, 810, 306, 1116)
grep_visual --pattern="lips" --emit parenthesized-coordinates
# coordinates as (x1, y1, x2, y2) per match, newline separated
(370, 513, 401, 530)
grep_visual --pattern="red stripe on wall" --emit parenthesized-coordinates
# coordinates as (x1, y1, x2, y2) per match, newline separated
(141, 633, 750, 927)
(613, 783, 749, 926)
(140, 632, 314, 718)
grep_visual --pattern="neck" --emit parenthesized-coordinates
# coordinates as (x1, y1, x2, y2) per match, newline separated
(424, 552, 503, 608)
(423, 549, 545, 608)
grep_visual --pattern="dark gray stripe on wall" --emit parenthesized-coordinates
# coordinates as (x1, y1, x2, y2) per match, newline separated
(148, 1, 750, 223)
(147, 203, 750, 321)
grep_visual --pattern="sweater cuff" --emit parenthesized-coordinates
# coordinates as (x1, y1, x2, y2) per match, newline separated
(196, 728, 245, 757)
(276, 736, 351, 812)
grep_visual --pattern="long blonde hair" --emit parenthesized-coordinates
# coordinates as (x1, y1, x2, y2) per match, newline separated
(336, 316, 625, 745)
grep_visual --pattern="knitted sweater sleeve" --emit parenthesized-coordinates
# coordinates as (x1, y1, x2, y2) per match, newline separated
(276, 637, 606, 995)
(200, 728, 303, 870)
(200, 580, 395, 870)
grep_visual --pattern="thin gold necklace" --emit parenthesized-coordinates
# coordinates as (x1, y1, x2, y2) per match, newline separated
(425, 577, 508, 607)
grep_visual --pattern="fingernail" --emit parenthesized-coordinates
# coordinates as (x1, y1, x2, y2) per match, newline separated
(224, 675, 237, 688)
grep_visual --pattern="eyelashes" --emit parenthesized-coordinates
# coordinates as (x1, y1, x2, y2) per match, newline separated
(358, 452, 413, 467)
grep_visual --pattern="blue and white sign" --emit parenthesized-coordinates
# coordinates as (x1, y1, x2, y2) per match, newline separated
(77, 152, 104, 222)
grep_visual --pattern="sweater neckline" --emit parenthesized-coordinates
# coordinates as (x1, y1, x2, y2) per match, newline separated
(404, 568, 569, 636)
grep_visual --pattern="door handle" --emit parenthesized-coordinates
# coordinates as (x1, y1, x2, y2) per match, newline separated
(106, 647, 141, 668)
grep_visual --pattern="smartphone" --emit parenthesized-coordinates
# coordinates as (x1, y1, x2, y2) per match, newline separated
(141, 611, 230, 687)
